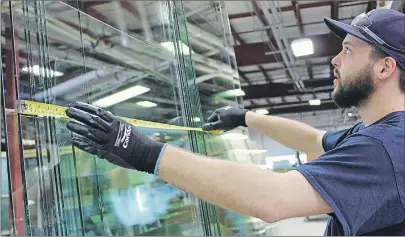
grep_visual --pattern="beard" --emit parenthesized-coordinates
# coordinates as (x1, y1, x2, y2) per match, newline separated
(332, 64, 375, 109)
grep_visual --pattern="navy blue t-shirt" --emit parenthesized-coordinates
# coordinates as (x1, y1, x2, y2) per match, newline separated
(296, 111, 405, 235)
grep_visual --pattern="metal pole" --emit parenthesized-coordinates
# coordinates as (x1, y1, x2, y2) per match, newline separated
(5, 26, 24, 236)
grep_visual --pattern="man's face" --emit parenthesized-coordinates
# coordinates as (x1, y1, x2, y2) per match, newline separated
(331, 35, 376, 108)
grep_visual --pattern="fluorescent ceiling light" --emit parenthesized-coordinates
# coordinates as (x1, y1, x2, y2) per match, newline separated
(136, 101, 157, 108)
(227, 89, 245, 97)
(22, 65, 63, 77)
(255, 109, 269, 115)
(309, 99, 321, 106)
(160, 41, 191, 55)
(216, 89, 245, 98)
(291, 38, 314, 57)
(92, 85, 150, 108)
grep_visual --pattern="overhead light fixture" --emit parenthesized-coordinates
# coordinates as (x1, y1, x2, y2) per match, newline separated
(291, 38, 314, 57)
(348, 112, 353, 117)
(22, 65, 64, 77)
(92, 85, 150, 108)
(136, 101, 157, 108)
(216, 89, 245, 98)
(255, 109, 269, 115)
(227, 89, 245, 97)
(309, 99, 321, 106)
(160, 41, 191, 55)
(229, 89, 245, 97)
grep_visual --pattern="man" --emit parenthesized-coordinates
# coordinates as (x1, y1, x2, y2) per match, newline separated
(65, 8, 405, 235)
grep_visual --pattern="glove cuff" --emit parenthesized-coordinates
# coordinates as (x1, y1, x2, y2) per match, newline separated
(239, 109, 248, 127)
(153, 143, 169, 176)
(139, 141, 166, 174)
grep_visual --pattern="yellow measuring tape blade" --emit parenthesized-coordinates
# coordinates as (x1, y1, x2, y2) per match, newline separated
(16, 100, 222, 134)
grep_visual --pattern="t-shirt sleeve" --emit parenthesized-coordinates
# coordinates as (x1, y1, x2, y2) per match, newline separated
(296, 135, 405, 235)
(322, 130, 348, 152)
(322, 123, 363, 152)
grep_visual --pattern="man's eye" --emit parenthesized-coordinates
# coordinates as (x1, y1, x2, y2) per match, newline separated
(344, 47, 351, 54)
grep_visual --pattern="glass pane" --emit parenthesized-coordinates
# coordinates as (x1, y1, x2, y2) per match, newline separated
(2, 41, 12, 236)
(2, 1, 31, 235)
(182, 1, 276, 236)
(4, 0, 217, 235)
(3, 0, 272, 236)
(183, 0, 242, 118)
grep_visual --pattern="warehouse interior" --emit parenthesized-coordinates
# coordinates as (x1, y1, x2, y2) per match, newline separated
(1, 0, 404, 236)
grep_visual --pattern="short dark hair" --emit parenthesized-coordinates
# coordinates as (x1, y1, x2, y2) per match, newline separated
(371, 46, 405, 93)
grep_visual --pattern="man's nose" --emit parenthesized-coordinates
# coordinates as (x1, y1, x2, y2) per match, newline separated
(331, 53, 341, 69)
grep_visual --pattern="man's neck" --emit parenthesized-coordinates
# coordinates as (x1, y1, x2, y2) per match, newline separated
(358, 92, 405, 126)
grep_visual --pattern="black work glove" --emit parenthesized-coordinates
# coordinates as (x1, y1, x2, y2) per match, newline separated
(202, 106, 248, 131)
(65, 102, 166, 174)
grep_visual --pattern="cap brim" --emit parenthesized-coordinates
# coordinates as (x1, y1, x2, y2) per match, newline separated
(324, 17, 372, 44)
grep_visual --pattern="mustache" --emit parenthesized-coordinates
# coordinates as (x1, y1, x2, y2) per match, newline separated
(334, 69, 341, 79)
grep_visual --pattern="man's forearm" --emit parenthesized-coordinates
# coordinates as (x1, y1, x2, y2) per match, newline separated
(246, 112, 326, 155)
(157, 145, 284, 222)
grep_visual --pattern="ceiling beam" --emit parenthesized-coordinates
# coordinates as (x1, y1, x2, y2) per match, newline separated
(258, 65, 271, 84)
(81, 1, 110, 9)
(250, 0, 283, 64)
(243, 83, 293, 100)
(238, 69, 253, 85)
(331, 1, 339, 20)
(340, 2, 369, 7)
(306, 60, 313, 80)
(251, 1, 269, 25)
(241, 62, 329, 74)
(329, 57, 335, 81)
(292, 1, 304, 35)
(229, 1, 359, 19)
(234, 34, 342, 67)
(120, 1, 140, 18)
(230, 22, 252, 86)
(245, 96, 338, 114)
(242, 78, 333, 100)
(230, 23, 246, 45)
(366, 1, 377, 12)
(251, 0, 273, 41)
(233, 16, 355, 36)
(267, 101, 338, 115)
(246, 96, 331, 109)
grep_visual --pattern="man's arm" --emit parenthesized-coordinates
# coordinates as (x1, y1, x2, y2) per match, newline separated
(246, 112, 326, 156)
(157, 145, 332, 223)
(65, 102, 332, 221)
(202, 107, 326, 156)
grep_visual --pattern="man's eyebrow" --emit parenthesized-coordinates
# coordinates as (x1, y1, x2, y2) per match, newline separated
(342, 41, 353, 47)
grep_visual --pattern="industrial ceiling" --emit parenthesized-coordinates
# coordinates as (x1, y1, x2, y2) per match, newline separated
(2, 0, 402, 134)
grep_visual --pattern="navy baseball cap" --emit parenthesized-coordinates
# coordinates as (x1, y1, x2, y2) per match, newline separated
(324, 8, 405, 70)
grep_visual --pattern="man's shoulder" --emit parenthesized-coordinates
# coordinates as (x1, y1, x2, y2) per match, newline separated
(353, 119, 405, 148)
(348, 117, 405, 211)
(348, 111, 405, 140)
(346, 122, 404, 161)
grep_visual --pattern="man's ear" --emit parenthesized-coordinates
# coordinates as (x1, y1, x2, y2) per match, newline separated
(375, 57, 397, 80)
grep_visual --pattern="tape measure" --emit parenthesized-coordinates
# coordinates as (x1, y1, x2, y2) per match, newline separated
(9, 100, 222, 134)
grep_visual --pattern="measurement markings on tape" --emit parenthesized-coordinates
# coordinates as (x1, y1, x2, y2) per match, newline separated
(4, 100, 222, 134)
